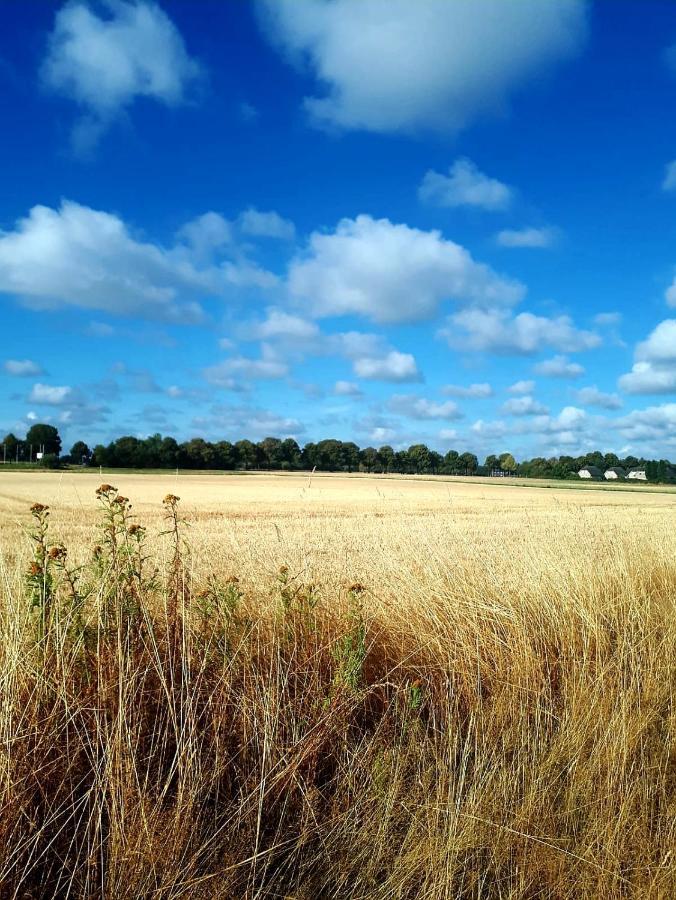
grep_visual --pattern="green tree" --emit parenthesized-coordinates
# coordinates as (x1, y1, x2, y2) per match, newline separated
(70, 441, 91, 464)
(2, 433, 20, 462)
(26, 423, 61, 456)
(499, 452, 517, 473)
(407, 444, 431, 474)
(459, 452, 478, 474)
(360, 447, 378, 473)
(378, 445, 395, 473)
(235, 439, 258, 470)
(485, 454, 499, 470)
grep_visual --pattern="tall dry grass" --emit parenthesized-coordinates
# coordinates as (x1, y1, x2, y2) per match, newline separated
(0, 481, 674, 898)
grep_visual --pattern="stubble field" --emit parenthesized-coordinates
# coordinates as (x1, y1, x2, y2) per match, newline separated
(0, 471, 674, 898)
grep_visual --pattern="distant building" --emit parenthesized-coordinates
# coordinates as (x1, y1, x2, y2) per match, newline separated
(578, 465, 603, 480)
(604, 467, 626, 480)
(627, 468, 646, 481)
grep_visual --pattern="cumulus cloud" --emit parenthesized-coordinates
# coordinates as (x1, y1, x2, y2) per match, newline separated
(334, 380, 362, 397)
(619, 319, 676, 394)
(441, 382, 493, 398)
(196, 404, 305, 440)
(238, 208, 296, 240)
(246, 308, 320, 341)
(614, 403, 676, 448)
(508, 379, 535, 394)
(388, 394, 462, 420)
(501, 395, 549, 416)
(257, 0, 587, 135)
(496, 226, 558, 248)
(289, 215, 524, 324)
(177, 212, 233, 261)
(28, 383, 73, 405)
(0, 200, 276, 323)
(353, 351, 421, 382)
(575, 386, 622, 410)
(3, 359, 45, 377)
(203, 345, 289, 387)
(443, 309, 599, 355)
(419, 159, 512, 210)
(41, 0, 202, 152)
(534, 355, 585, 378)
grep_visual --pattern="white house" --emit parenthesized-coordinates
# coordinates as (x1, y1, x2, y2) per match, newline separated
(578, 465, 603, 479)
(627, 468, 646, 480)
(604, 467, 626, 480)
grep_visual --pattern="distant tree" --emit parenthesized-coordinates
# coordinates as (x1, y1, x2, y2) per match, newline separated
(429, 450, 443, 474)
(485, 454, 499, 470)
(40, 453, 61, 469)
(280, 438, 302, 470)
(91, 444, 109, 466)
(378, 445, 395, 473)
(499, 452, 517, 473)
(360, 447, 378, 473)
(257, 437, 284, 470)
(70, 441, 91, 464)
(235, 439, 258, 470)
(2, 433, 20, 462)
(214, 440, 236, 469)
(459, 452, 478, 474)
(26, 423, 61, 456)
(407, 444, 431, 474)
(444, 450, 460, 474)
(342, 442, 360, 473)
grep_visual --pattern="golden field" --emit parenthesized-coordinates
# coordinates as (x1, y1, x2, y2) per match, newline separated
(0, 471, 674, 898)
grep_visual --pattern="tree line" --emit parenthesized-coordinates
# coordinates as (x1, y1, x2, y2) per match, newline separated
(2, 424, 674, 482)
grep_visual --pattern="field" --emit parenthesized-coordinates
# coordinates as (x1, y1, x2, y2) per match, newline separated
(0, 471, 674, 898)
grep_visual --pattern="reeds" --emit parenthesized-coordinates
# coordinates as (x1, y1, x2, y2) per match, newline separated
(0, 485, 673, 898)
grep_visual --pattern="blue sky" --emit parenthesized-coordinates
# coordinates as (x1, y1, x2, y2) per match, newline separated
(3, 0, 676, 460)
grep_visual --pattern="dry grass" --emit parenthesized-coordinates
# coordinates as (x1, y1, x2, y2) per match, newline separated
(0, 471, 674, 898)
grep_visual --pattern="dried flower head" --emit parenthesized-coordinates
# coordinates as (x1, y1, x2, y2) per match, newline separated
(96, 484, 117, 497)
(163, 493, 180, 505)
(28, 561, 41, 577)
(113, 495, 129, 505)
(226, 575, 240, 584)
(348, 582, 366, 595)
(30, 502, 49, 515)
(279, 565, 289, 576)
(92, 545, 103, 557)
(48, 545, 67, 561)
(128, 523, 143, 536)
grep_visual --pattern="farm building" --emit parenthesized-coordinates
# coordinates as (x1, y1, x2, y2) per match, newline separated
(578, 465, 603, 479)
(627, 468, 646, 480)
(604, 467, 626, 480)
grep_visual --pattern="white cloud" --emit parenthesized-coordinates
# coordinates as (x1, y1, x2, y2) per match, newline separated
(257, 0, 587, 135)
(593, 311, 622, 326)
(334, 380, 362, 396)
(388, 395, 462, 420)
(199, 404, 304, 440)
(614, 403, 676, 447)
(496, 226, 557, 248)
(247, 308, 320, 341)
(353, 351, 421, 382)
(238, 208, 296, 240)
(177, 212, 233, 261)
(619, 362, 676, 395)
(508, 379, 535, 394)
(441, 382, 493, 398)
(3, 359, 45, 377)
(618, 319, 676, 394)
(534, 355, 585, 378)
(419, 159, 512, 210)
(28, 383, 73, 405)
(0, 201, 276, 323)
(575, 386, 622, 410)
(289, 214, 524, 324)
(501, 395, 549, 416)
(663, 160, 676, 192)
(41, 0, 202, 152)
(443, 309, 599, 355)
(203, 345, 289, 386)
